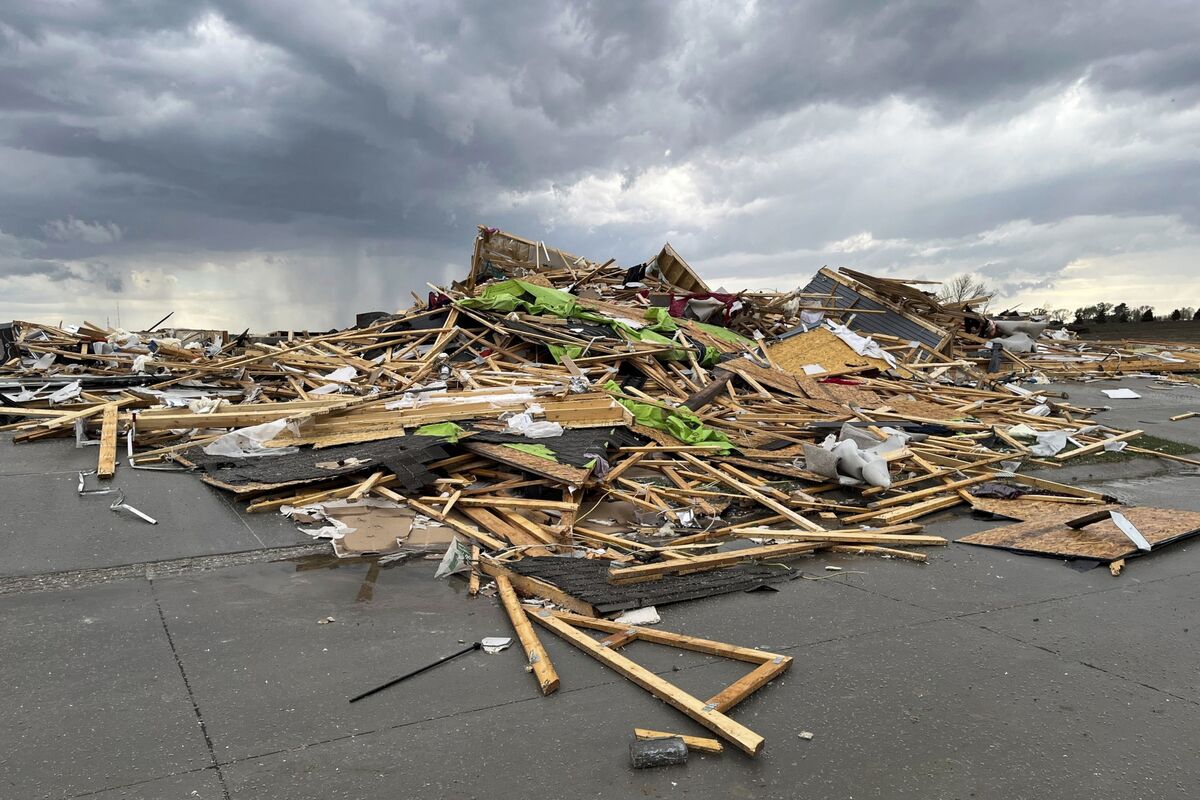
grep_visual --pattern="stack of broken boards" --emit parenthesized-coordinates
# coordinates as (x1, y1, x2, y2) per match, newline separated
(6, 223, 1200, 757)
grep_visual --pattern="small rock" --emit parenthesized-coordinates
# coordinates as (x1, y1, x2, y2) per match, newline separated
(798, 731, 814, 740)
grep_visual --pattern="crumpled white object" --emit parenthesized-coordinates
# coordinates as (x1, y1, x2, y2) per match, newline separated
(802, 425, 904, 488)
(800, 308, 825, 326)
(186, 397, 229, 414)
(106, 329, 141, 349)
(309, 365, 358, 395)
(48, 381, 82, 404)
(992, 319, 1048, 338)
(988, 332, 1037, 353)
(203, 418, 298, 457)
(824, 321, 897, 368)
(26, 353, 56, 371)
(504, 410, 563, 439)
(614, 606, 661, 626)
(280, 504, 354, 539)
(1103, 440, 1129, 452)
(1026, 403, 1052, 417)
(1030, 429, 1070, 457)
(434, 535, 474, 579)
(131, 354, 154, 374)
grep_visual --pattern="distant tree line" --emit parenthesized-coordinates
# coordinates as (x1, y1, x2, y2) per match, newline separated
(932, 273, 1191, 324)
(1072, 303, 1200, 324)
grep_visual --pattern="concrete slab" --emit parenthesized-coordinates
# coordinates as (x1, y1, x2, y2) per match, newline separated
(84, 769, 225, 800)
(149, 550, 951, 764)
(0, 433, 97, 477)
(0, 581, 213, 800)
(0, 466, 300, 578)
(978, 570, 1200, 704)
(219, 617, 1200, 799)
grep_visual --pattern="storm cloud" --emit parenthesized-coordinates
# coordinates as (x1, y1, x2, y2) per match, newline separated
(1, 1, 1198, 329)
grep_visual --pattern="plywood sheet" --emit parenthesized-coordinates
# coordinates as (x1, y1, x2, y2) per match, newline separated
(969, 497, 1114, 523)
(767, 327, 890, 378)
(958, 506, 1200, 562)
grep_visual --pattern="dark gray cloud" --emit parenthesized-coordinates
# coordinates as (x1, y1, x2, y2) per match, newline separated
(1, 0, 1198, 328)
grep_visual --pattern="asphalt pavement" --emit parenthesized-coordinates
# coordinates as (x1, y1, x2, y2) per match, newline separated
(2, 375, 1199, 799)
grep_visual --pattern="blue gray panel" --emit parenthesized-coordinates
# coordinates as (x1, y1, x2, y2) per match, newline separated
(798, 272, 945, 349)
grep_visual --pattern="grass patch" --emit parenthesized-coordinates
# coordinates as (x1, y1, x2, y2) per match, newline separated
(1062, 433, 1198, 465)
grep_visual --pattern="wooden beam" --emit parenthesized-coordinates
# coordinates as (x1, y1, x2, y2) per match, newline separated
(526, 608, 767, 755)
(1056, 429, 1142, 461)
(731, 526, 945, 546)
(634, 729, 724, 754)
(96, 402, 119, 479)
(496, 576, 559, 696)
(479, 559, 596, 616)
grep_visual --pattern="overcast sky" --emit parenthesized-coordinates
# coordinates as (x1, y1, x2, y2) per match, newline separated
(2, 1, 1198, 331)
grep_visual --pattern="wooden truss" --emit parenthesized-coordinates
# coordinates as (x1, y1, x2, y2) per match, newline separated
(525, 608, 792, 755)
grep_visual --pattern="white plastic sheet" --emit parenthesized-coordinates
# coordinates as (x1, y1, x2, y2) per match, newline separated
(48, 380, 82, 404)
(203, 418, 297, 457)
(309, 365, 358, 395)
(824, 321, 897, 368)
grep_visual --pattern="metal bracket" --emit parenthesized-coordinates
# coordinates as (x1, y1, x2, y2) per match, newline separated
(74, 419, 100, 449)
(109, 491, 158, 525)
(702, 703, 717, 712)
(77, 471, 113, 496)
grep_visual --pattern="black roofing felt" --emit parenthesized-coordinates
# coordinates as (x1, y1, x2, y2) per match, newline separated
(506, 555, 805, 614)
(187, 435, 450, 492)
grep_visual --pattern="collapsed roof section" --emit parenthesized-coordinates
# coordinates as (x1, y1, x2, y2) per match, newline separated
(467, 226, 708, 295)
(798, 268, 955, 353)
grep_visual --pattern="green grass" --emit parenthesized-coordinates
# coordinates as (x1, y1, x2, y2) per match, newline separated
(1061, 433, 1198, 465)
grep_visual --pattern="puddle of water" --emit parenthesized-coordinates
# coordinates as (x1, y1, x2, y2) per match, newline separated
(286, 552, 417, 603)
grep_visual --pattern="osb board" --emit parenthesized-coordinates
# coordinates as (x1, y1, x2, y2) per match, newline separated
(805, 382, 881, 408)
(958, 506, 1200, 562)
(880, 397, 964, 421)
(767, 328, 889, 378)
(969, 497, 1117, 523)
(464, 441, 593, 485)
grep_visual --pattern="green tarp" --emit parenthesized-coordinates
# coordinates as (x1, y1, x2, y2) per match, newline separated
(502, 443, 558, 461)
(414, 422, 466, 443)
(458, 280, 747, 365)
(603, 380, 732, 452)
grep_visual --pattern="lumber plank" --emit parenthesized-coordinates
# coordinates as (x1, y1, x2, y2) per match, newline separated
(96, 402, 119, 478)
(496, 575, 559, 695)
(526, 608, 767, 755)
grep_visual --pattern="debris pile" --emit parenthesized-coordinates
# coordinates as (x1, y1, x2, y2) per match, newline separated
(4, 224, 1200, 757)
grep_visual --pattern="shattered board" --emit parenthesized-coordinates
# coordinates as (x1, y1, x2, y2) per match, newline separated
(969, 497, 1119, 523)
(958, 506, 1200, 562)
(506, 556, 805, 614)
(187, 436, 450, 494)
(468, 426, 643, 467)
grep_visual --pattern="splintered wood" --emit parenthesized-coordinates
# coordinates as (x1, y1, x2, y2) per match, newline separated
(3, 223, 1199, 755)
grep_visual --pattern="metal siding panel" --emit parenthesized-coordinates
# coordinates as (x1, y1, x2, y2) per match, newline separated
(799, 273, 941, 348)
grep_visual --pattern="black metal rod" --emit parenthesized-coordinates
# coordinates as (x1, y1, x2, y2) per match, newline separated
(349, 641, 481, 703)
